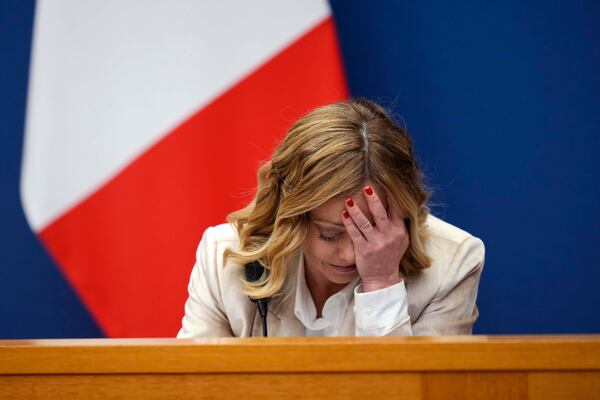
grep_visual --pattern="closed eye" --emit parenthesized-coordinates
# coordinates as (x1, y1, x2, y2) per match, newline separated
(319, 233, 339, 242)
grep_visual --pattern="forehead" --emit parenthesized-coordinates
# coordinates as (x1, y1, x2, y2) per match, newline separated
(309, 183, 388, 224)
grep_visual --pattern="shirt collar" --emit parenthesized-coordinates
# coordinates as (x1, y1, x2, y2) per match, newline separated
(293, 255, 359, 330)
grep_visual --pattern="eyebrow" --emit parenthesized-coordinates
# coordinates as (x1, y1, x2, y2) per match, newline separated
(312, 219, 345, 228)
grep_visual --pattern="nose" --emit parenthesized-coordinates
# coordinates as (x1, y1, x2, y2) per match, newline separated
(337, 235, 355, 264)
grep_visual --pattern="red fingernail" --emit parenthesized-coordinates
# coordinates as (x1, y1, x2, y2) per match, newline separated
(364, 186, 374, 196)
(346, 198, 354, 207)
(342, 210, 350, 219)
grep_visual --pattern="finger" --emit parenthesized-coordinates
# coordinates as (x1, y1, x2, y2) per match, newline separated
(344, 198, 376, 241)
(363, 185, 390, 229)
(341, 209, 367, 244)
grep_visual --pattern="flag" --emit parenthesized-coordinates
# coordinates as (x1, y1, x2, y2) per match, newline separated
(21, 0, 347, 337)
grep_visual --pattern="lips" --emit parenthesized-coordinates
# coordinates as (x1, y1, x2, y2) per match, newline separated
(332, 264, 357, 274)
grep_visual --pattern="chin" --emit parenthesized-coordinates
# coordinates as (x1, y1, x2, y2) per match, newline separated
(326, 268, 358, 284)
(328, 275, 356, 285)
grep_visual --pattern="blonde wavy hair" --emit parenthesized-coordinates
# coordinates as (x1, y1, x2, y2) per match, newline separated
(224, 99, 431, 300)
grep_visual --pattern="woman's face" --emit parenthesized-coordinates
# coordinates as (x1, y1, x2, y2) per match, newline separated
(303, 181, 388, 289)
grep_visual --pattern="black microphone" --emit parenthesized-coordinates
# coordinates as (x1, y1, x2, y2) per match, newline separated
(245, 261, 271, 337)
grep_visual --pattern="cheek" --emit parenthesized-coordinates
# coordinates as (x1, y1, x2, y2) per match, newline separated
(304, 236, 336, 263)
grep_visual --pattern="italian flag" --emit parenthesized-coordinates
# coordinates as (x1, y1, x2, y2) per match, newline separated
(21, 0, 348, 337)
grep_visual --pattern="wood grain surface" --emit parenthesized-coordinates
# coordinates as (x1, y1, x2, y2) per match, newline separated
(1, 336, 599, 399)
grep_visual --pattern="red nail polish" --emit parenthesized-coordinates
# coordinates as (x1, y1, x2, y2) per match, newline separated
(364, 186, 374, 196)
(346, 198, 354, 207)
(342, 210, 350, 219)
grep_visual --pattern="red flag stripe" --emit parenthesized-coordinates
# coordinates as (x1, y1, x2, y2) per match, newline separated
(39, 17, 348, 337)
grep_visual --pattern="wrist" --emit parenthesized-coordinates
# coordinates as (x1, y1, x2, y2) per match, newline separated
(361, 276, 402, 292)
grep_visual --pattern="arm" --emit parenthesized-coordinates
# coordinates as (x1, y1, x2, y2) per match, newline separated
(177, 227, 234, 338)
(353, 235, 484, 336)
(341, 185, 412, 336)
(412, 236, 484, 335)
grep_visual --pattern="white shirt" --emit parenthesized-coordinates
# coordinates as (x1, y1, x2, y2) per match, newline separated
(293, 257, 411, 336)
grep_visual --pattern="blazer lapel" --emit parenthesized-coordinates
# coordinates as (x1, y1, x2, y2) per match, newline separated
(269, 310, 305, 336)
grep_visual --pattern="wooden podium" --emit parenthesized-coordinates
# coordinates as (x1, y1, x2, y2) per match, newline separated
(1, 336, 599, 399)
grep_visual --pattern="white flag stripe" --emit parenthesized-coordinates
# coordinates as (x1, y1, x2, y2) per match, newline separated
(21, 0, 330, 231)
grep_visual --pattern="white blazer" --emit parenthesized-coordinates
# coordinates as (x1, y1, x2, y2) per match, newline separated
(178, 214, 485, 337)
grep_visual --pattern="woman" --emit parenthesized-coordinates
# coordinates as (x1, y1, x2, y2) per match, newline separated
(178, 99, 484, 337)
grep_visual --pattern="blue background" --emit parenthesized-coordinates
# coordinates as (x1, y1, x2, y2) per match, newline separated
(1, 0, 598, 338)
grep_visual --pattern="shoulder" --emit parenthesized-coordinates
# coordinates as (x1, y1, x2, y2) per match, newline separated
(180, 223, 254, 337)
(198, 223, 257, 336)
(424, 214, 472, 242)
(406, 214, 485, 304)
(193, 223, 243, 292)
(200, 222, 239, 243)
(423, 214, 485, 267)
(195, 223, 240, 257)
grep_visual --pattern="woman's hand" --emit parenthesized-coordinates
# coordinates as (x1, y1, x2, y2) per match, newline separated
(341, 186, 409, 292)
